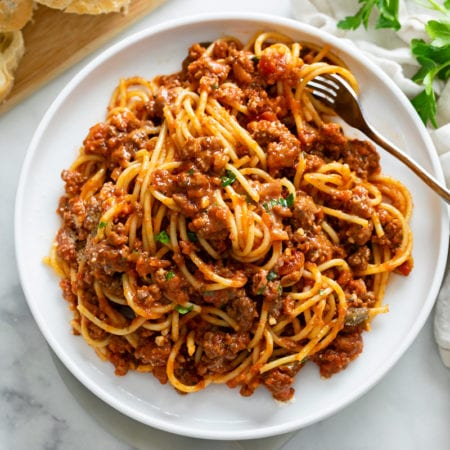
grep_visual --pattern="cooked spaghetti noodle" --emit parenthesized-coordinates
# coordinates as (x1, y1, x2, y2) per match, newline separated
(47, 31, 413, 401)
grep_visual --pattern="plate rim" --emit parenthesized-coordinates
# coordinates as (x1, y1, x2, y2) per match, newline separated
(14, 11, 450, 440)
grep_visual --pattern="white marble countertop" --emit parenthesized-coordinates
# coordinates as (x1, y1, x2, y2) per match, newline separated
(1, 0, 449, 449)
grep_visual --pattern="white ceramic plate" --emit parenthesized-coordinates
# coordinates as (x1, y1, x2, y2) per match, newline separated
(15, 13, 449, 440)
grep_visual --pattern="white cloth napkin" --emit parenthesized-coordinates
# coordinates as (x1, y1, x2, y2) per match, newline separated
(291, 0, 450, 368)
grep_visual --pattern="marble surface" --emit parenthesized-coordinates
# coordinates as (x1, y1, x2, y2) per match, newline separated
(1, 0, 449, 449)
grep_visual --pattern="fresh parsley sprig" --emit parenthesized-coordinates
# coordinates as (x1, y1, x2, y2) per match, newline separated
(337, 0, 401, 31)
(337, 0, 450, 128)
(410, 15, 450, 126)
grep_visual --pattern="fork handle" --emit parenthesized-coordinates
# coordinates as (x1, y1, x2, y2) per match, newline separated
(363, 124, 450, 204)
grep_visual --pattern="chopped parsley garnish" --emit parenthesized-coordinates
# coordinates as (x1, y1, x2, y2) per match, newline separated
(187, 231, 198, 242)
(257, 286, 266, 295)
(174, 304, 194, 314)
(155, 230, 170, 244)
(221, 169, 237, 187)
(165, 270, 176, 280)
(267, 270, 277, 281)
(98, 221, 107, 229)
(262, 193, 295, 211)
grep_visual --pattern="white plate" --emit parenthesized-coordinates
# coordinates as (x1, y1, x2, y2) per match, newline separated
(15, 13, 449, 440)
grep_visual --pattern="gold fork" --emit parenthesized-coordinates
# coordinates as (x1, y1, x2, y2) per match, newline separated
(307, 74, 450, 203)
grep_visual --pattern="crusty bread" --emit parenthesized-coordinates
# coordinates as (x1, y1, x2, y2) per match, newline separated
(0, 0, 34, 32)
(35, 0, 131, 14)
(0, 30, 25, 102)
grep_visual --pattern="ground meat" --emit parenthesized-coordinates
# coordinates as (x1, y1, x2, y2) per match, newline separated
(292, 192, 323, 231)
(275, 248, 305, 286)
(198, 330, 250, 361)
(343, 221, 374, 246)
(258, 43, 301, 86)
(247, 120, 301, 176)
(153, 268, 191, 304)
(135, 337, 172, 367)
(230, 48, 255, 84)
(305, 122, 380, 179)
(343, 139, 380, 179)
(83, 122, 116, 156)
(202, 288, 237, 308)
(226, 294, 258, 332)
(262, 362, 302, 402)
(189, 205, 231, 240)
(108, 335, 135, 376)
(311, 329, 364, 378)
(372, 209, 404, 249)
(347, 246, 371, 272)
(135, 254, 171, 278)
(178, 136, 229, 174)
(326, 186, 374, 219)
(187, 53, 231, 92)
(56, 228, 78, 264)
(292, 230, 336, 264)
(60, 278, 77, 307)
(61, 169, 87, 196)
(85, 240, 131, 276)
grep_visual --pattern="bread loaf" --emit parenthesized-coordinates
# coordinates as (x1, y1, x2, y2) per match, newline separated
(0, 0, 34, 32)
(0, 30, 24, 102)
(35, 0, 131, 14)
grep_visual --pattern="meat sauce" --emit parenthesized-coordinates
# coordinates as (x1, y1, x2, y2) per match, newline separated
(55, 37, 412, 401)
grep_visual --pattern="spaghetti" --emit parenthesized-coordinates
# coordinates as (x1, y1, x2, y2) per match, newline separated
(47, 31, 413, 401)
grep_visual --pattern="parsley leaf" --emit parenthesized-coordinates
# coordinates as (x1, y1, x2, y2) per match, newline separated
(410, 36, 450, 126)
(337, 0, 400, 31)
(187, 231, 198, 242)
(165, 270, 176, 280)
(174, 304, 194, 314)
(262, 193, 295, 212)
(337, 0, 450, 127)
(376, 0, 401, 30)
(411, 88, 438, 127)
(155, 230, 170, 244)
(221, 169, 236, 187)
(267, 270, 277, 281)
(426, 20, 450, 47)
(98, 221, 107, 229)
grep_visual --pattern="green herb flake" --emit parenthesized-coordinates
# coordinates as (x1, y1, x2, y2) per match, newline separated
(257, 286, 267, 295)
(221, 169, 236, 187)
(174, 304, 194, 314)
(267, 270, 277, 281)
(165, 270, 176, 281)
(187, 231, 198, 242)
(155, 230, 170, 244)
(263, 194, 295, 212)
(98, 221, 107, 229)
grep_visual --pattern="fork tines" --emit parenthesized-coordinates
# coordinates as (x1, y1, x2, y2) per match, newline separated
(306, 73, 353, 107)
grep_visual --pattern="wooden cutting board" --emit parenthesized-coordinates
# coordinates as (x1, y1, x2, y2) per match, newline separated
(0, 0, 167, 115)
